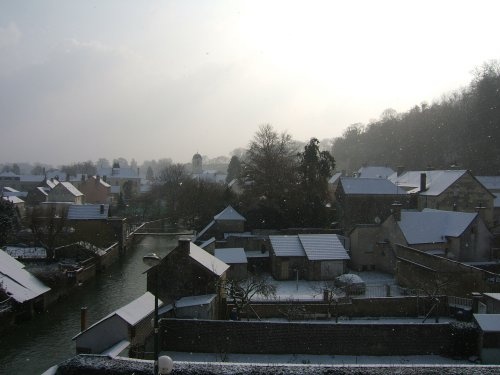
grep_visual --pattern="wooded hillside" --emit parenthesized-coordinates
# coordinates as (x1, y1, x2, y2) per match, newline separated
(332, 61, 500, 175)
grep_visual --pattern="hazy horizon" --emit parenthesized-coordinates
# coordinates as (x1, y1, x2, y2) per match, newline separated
(1, 1, 499, 165)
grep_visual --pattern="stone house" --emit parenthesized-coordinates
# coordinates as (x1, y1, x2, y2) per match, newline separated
(196, 205, 246, 241)
(335, 177, 409, 232)
(390, 170, 495, 227)
(145, 238, 229, 306)
(73, 292, 161, 356)
(47, 181, 84, 204)
(269, 234, 349, 281)
(349, 208, 493, 274)
(476, 176, 500, 228)
(77, 175, 111, 204)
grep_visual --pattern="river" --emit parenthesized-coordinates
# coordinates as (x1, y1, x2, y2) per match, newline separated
(0, 235, 179, 375)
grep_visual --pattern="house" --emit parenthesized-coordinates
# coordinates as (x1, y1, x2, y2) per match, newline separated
(77, 175, 111, 204)
(26, 186, 49, 205)
(2, 193, 25, 217)
(356, 166, 395, 179)
(474, 314, 500, 364)
(214, 248, 248, 280)
(145, 238, 229, 306)
(476, 176, 500, 227)
(196, 205, 246, 241)
(349, 208, 493, 273)
(96, 163, 141, 199)
(389, 170, 495, 227)
(269, 234, 350, 281)
(46, 181, 84, 204)
(335, 177, 409, 232)
(0, 249, 51, 317)
(73, 292, 162, 356)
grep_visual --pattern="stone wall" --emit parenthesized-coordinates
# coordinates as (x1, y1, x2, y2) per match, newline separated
(160, 319, 452, 356)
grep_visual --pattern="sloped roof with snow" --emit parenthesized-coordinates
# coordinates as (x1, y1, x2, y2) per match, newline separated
(37, 186, 49, 196)
(357, 166, 395, 179)
(73, 292, 162, 340)
(196, 220, 215, 240)
(389, 170, 467, 196)
(175, 294, 217, 308)
(269, 235, 306, 257)
(398, 209, 477, 245)
(189, 242, 229, 276)
(340, 177, 407, 195)
(59, 182, 84, 197)
(328, 172, 342, 184)
(298, 234, 350, 261)
(199, 237, 216, 249)
(476, 176, 500, 191)
(270, 234, 349, 261)
(0, 249, 51, 303)
(68, 204, 109, 220)
(2, 195, 24, 204)
(214, 205, 246, 221)
(215, 248, 248, 264)
(3, 246, 47, 259)
(474, 314, 500, 332)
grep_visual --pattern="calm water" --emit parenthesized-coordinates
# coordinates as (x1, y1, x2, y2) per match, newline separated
(0, 235, 178, 375)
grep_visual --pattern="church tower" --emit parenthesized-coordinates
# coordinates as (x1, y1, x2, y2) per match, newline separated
(192, 153, 202, 174)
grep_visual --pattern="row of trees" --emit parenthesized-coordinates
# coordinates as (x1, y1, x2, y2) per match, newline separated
(332, 61, 500, 175)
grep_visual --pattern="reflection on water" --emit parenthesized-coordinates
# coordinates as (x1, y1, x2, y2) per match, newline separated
(0, 235, 178, 375)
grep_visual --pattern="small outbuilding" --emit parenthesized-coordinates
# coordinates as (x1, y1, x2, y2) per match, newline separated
(474, 313, 500, 364)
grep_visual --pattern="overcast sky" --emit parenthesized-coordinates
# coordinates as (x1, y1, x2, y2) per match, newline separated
(0, 0, 498, 165)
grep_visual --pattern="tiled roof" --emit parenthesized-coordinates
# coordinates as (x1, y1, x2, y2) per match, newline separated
(214, 205, 246, 221)
(398, 209, 477, 245)
(269, 235, 306, 257)
(189, 242, 229, 276)
(68, 204, 109, 220)
(0, 249, 51, 303)
(340, 177, 407, 195)
(214, 248, 248, 264)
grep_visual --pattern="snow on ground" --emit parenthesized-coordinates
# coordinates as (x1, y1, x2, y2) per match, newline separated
(161, 351, 469, 365)
(254, 271, 400, 302)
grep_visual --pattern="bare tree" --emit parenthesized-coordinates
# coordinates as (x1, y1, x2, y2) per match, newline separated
(220, 273, 276, 320)
(311, 280, 346, 322)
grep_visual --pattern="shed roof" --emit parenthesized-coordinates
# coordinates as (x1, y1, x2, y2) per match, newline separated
(340, 177, 407, 195)
(215, 248, 248, 264)
(189, 242, 229, 276)
(398, 209, 477, 245)
(474, 314, 500, 332)
(270, 234, 349, 261)
(214, 205, 246, 221)
(0, 249, 50, 303)
(68, 204, 109, 220)
(483, 293, 500, 302)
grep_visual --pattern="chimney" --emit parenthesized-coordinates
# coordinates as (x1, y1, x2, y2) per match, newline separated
(397, 166, 404, 177)
(80, 307, 88, 331)
(178, 237, 191, 255)
(95, 175, 100, 184)
(391, 201, 402, 221)
(103, 175, 107, 182)
(420, 173, 427, 192)
(81, 174, 86, 181)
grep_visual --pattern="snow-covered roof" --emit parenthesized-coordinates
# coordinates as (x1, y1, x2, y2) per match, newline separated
(328, 172, 342, 184)
(270, 234, 349, 261)
(175, 294, 217, 308)
(196, 220, 215, 240)
(398, 209, 477, 245)
(68, 204, 109, 220)
(73, 292, 162, 340)
(59, 181, 84, 197)
(214, 205, 246, 221)
(0, 171, 19, 178)
(389, 170, 467, 196)
(269, 235, 306, 257)
(36, 186, 49, 196)
(474, 314, 500, 332)
(484, 293, 500, 302)
(299, 234, 350, 261)
(3, 246, 47, 259)
(476, 176, 500, 191)
(340, 177, 407, 195)
(2, 195, 24, 204)
(199, 237, 216, 249)
(215, 248, 248, 264)
(494, 193, 500, 208)
(2, 186, 18, 192)
(46, 179, 59, 189)
(189, 242, 229, 276)
(357, 166, 395, 179)
(0, 249, 51, 303)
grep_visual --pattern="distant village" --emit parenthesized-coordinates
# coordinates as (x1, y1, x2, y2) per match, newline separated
(2, 152, 500, 372)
